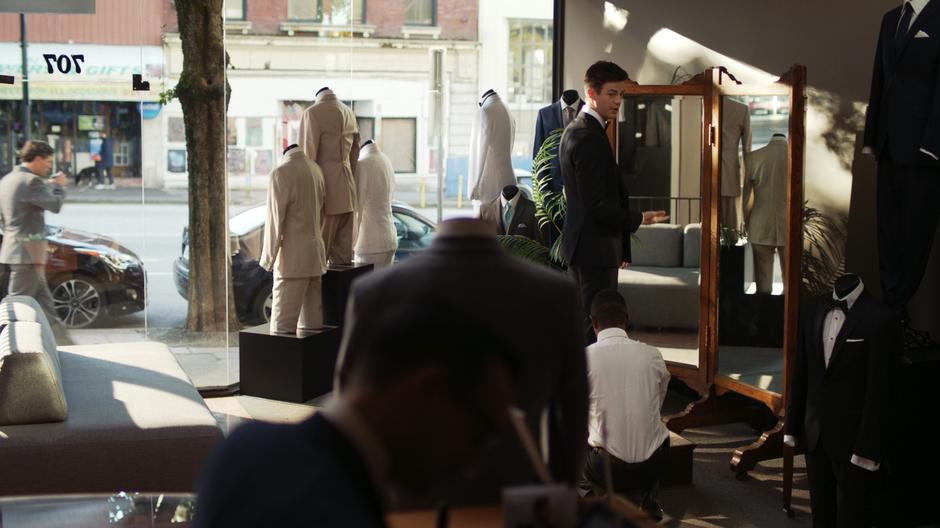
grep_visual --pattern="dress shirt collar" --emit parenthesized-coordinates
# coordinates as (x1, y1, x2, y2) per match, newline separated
(500, 192, 521, 210)
(321, 399, 390, 499)
(907, 0, 929, 16)
(832, 279, 865, 311)
(315, 89, 337, 104)
(18, 164, 36, 175)
(581, 106, 606, 128)
(560, 96, 581, 110)
(595, 327, 629, 343)
(437, 218, 498, 238)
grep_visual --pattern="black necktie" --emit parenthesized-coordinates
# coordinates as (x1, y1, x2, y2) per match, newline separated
(896, 2, 914, 52)
(825, 298, 849, 315)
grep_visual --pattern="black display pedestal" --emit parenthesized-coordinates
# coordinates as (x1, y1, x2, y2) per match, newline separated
(322, 263, 373, 326)
(239, 324, 341, 403)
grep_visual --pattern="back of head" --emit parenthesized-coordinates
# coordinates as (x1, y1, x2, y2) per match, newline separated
(590, 289, 629, 330)
(583, 61, 630, 94)
(19, 140, 54, 163)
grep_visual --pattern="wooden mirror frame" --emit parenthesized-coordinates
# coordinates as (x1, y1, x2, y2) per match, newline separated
(613, 65, 807, 477)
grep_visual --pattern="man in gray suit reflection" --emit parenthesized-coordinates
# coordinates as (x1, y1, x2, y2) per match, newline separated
(0, 140, 68, 335)
(743, 134, 788, 294)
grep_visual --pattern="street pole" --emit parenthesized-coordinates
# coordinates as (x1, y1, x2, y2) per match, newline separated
(432, 49, 444, 224)
(20, 13, 30, 142)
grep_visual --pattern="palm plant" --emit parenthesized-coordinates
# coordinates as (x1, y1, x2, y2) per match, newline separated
(801, 202, 847, 296)
(531, 128, 567, 267)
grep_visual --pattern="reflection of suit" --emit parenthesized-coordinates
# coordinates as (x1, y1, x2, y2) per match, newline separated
(720, 99, 751, 229)
(194, 414, 386, 528)
(744, 136, 788, 294)
(863, 2, 940, 315)
(479, 194, 543, 244)
(300, 90, 360, 265)
(354, 144, 397, 269)
(259, 148, 327, 334)
(786, 290, 897, 528)
(0, 166, 66, 321)
(469, 93, 515, 203)
(336, 223, 587, 503)
(534, 99, 582, 193)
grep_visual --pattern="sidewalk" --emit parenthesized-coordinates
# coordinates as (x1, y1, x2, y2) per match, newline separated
(66, 184, 267, 206)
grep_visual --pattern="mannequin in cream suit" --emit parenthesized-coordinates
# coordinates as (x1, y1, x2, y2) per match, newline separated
(299, 87, 360, 266)
(721, 98, 752, 230)
(354, 140, 398, 269)
(468, 90, 516, 204)
(743, 134, 788, 294)
(259, 145, 328, 335)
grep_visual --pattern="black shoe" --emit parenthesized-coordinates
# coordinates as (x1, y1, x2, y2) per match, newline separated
(641, 496, 664, 522)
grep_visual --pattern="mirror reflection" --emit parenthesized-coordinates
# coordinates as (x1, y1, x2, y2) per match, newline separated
(717, 94, 789, 393)
(618, 95, 703, 367)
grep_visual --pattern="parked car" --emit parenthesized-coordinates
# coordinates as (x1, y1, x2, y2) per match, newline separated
(0, 225, 147, 328)
(173, 202, 436, 324)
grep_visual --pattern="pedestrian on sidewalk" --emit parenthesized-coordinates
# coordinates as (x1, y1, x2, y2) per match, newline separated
(94, 132, 115, 190)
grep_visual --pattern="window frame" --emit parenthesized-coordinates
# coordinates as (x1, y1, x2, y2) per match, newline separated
(287, 0, 367, 24)
(404, 0, 436, 26)
(224, 0, 246, 20)
(507, 18, 554, 105)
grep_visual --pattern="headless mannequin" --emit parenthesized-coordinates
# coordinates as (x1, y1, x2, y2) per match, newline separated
(283, 144, 299, 155)
(502, 184, 519, 201)
(834, 273, 861, 299)
(561, 89, 580, 106)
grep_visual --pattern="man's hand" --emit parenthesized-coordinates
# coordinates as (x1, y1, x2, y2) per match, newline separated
(642, 210, 669, 225)
(620, 261, 631, 269)
(50, 172, 68, 187)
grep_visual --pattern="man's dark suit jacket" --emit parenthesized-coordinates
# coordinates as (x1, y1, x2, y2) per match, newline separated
(479, 194, 544, 244)
(785, 291, 898, 464)
(534, 100, 583, 193)
(335, 230, 587, 503)
(864, 1, 940, 166)
(194, 414, 386, 528)
(560, 113, 642, 267)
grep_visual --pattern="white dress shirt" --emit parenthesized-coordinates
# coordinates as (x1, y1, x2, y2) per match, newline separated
(581, 106, 606, 129)
(784, 280, 880, 471)
(561, 97, 581, 127)
(499, 192, 521, 230)
(586, 327, 670, 464)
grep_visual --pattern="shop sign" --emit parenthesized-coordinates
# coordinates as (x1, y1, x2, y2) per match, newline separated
(140, 102, 162, 120)
(78, 115, 106, 131)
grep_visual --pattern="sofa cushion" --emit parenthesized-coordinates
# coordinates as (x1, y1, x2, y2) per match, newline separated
(631, 224, 683, 267)
(618, 267, 700, 329)
(0, 342, 223, 494)
(0, 296, 60, 376)
(0, 321, 68, 425)
(683, 223, 702, 268)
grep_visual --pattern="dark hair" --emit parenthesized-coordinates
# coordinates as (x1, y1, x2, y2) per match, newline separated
(20, 140, 54, 162)
(353, 297, 518, 400)
(590, 289, 629, 329)
(583, 61, 630, 94)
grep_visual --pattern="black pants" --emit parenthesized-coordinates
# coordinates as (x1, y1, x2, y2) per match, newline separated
(568, 264, 618, 344)
(877, 160, 940, 317)
(804, 445, 879, 528)
(581, 438, 670, 504)
(96, 165, 113, 185)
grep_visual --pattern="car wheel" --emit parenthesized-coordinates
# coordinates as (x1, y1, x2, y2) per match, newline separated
(251, 283, 273, 325)
(51, 275, 104, 328)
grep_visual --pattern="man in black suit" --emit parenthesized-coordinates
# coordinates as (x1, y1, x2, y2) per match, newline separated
(864, 0, 940, 328)
(559, 61, 667, 340)
(785, 276, 898, 528)
(194, 303, 518, 528)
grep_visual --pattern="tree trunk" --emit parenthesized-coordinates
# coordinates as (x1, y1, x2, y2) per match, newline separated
(175, 0, 238, 332)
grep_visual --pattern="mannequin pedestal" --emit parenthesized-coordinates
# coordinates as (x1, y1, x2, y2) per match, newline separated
(239, 324, 341, 403)
(323, 263, 373, 326)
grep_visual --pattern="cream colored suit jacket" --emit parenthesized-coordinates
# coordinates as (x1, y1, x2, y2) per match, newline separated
(744, 137, 788, 247)
(354, 143, 398, 255)
(469, 92, 516, 203)
(299, 90, 360, 216)
(259, 148, 328, 278)
(721, 98, 751, 197)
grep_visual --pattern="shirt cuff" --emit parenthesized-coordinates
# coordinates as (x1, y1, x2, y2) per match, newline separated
(920, 148, 939, 160)
(862, 146, 874, 156)
(783, 435, 796, 448)
(850, 454, 880, 472)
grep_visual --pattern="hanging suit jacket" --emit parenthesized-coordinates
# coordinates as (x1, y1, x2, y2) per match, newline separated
(785, 291, 898, 464)
(864, 1, 940, 166)
(299, 90, 361, 215)
(354, 143, 398, 256)
(721, 98, 751, 197)
(533, 99, 583, 193)
(0, 166, 66, 265)
(469, 92, 516, 203)
(479, 193, 544, 244)
(259, 148, 327, 279)
(743, 136, 788, 247)
(560, 113, 642, 267)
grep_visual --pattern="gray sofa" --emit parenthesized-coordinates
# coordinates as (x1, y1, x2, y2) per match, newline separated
(0, 297, 222, 496)
(618, 223, 701, 329)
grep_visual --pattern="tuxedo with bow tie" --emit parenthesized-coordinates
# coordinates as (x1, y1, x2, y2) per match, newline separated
(864, 0, 940, 318)
(785, 288, 899, 527)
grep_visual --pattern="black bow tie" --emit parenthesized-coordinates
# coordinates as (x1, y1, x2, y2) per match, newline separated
(826, 298, 850, 315)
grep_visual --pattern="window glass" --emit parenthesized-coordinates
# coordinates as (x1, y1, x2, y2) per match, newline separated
(405, 0, 434, 25)
(224, 0, 245, 20)
(288, 0, 365, 24)
(380, 118, 417, 173)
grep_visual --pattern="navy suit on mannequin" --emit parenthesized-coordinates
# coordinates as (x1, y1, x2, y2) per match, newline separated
(864, 0, 940, 321)
(534, 91, 583, 194)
